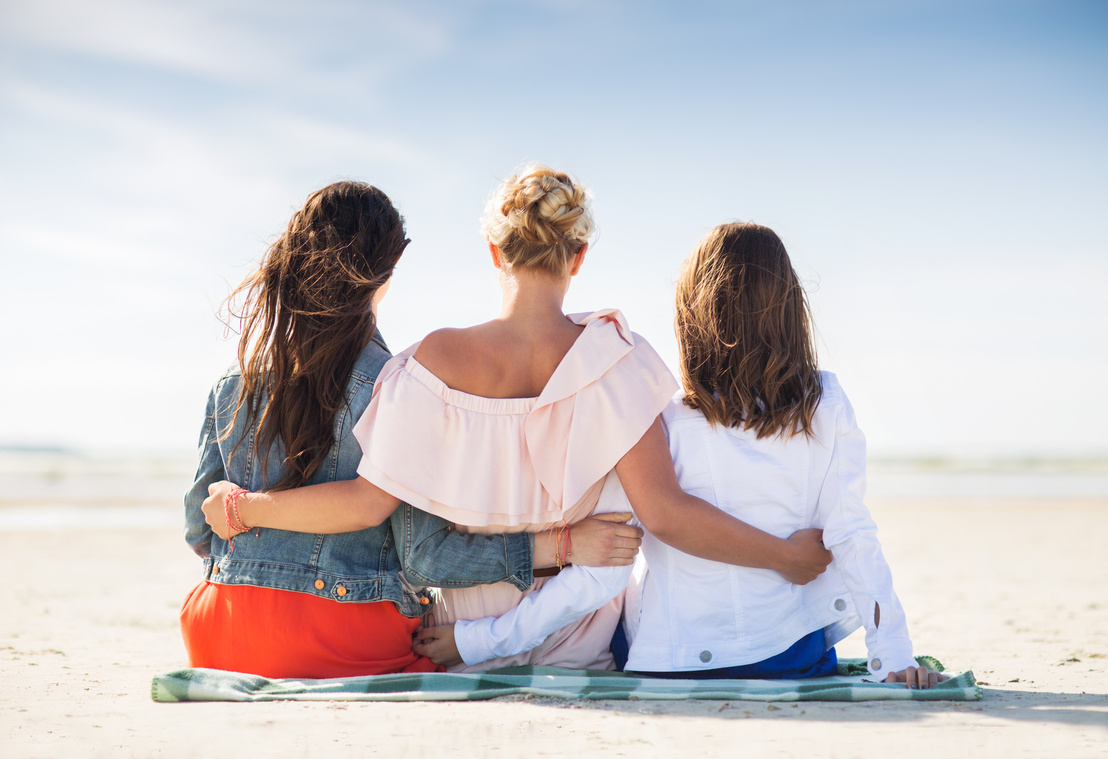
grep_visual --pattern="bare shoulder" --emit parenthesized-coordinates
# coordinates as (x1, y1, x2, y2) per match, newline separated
(413, 326, 495, 391)
(415, 327, 465, 360)
(415, 327, 476, 366)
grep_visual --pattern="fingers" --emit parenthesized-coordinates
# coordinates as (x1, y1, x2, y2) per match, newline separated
(610, 534, 643, 551)
(908, 666, 922, 688)
(894, 666, 937, 689)
(913, 666, 940, 689)
(591, 512, 633, 524)
(884, 666, 946, 689)
(207, 480, 233, 496)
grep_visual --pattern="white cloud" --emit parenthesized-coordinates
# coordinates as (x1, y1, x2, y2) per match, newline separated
(2, 0, 271, 82)
(2, 0, 455, 88)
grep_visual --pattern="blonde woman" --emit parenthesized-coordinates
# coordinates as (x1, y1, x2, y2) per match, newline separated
(203, 168, 831, 671)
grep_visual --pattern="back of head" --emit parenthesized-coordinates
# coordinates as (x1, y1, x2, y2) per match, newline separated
(229, 180, 409, 489)
(675, 222, 822, 438)
(481, 165, 595, 275)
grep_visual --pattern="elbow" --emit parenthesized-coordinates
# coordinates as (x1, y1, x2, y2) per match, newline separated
(638, 512, 681, 546)
(354, 506, 388, 529)
(346, 478, 395, 529)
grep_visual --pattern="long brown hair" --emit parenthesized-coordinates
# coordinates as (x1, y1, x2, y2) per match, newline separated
(225, 181, 409, 490)
(675, 222, 821, 439)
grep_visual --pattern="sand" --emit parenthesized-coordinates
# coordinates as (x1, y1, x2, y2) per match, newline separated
(1, 494, 1106, 758)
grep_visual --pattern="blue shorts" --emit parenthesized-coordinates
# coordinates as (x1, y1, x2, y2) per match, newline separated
(626, 628, 838, 680)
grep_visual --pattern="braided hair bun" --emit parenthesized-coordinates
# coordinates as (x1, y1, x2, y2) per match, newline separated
(481, 166, 595, 273)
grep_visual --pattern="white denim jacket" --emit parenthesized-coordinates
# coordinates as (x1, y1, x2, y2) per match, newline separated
(624, 373, 916, 680)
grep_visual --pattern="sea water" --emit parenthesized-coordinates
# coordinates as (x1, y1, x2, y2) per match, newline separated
(0, 450, 1106, 531)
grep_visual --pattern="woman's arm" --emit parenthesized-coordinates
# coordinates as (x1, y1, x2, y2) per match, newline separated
(203, 477, 642, 568)
(413, 471, 637, 667)
(390, 505, 535, 591)
(392, 507, 643, 593)
(202, 476, 402, 539)
(616, 418, 832, 584)
(816, 389, 921, 683)
(184, 388, 225, 558)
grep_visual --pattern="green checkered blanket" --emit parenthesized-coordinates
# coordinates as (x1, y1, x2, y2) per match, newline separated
(151, 657, 980, 703)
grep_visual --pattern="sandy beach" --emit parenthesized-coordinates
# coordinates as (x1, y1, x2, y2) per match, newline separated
(1, 456, 1105, 758)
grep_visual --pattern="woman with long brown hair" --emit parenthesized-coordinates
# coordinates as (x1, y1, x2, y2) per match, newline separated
(200, 168, 833, 672)
(182, 180, 643, 677)
(621, 222, 947, 688)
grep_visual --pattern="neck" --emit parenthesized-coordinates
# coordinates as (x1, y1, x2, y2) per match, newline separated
(497, 266, 570, 324)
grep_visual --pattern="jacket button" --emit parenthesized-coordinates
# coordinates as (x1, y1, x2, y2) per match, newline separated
(212, 566, 220, 575)
(699, 650, 712, 663)
(336, 585, 347, 597)
(871, 658, 882, 671)
(420, 597, 430, 605)
(834, 598, 847, 612)
(314, 580, 325, 590)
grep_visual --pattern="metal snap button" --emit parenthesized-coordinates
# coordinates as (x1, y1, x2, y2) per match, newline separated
(314, 579, 325, 590)
(699, 650, 712, 663)
(336, 585, 347, 597)
(871, 658, 882, 671)
(212, 566, 220, 575)
(834, 598, 847, 612)
(420, 597, 430, 605)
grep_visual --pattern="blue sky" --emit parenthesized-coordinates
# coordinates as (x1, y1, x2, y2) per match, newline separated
(1, 0, 1105, 457)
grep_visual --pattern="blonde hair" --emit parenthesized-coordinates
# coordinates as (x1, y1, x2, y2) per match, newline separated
(676, 222, 821, 439)
(480, 165, 595, 274)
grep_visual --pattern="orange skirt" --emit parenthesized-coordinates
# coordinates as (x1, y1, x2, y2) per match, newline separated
(180, 581, 441, 679)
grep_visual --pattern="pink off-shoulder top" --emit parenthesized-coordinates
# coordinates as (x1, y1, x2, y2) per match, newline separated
(351, 309, 677, 671)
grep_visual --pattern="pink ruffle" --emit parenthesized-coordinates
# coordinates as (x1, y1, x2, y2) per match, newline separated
(352, 309, 677, 528)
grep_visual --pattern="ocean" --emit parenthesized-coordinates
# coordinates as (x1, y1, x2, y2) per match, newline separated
(0, 450, 1105, 531)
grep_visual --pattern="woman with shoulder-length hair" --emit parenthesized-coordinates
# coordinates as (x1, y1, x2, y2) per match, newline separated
(182, 180, 642, 678)
(202, 169, 832, 672)
(621, 222, 947, 688)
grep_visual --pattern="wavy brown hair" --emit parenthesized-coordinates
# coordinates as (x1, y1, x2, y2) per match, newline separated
(225, 181, 408, 490)
(675, 222, 821, 439)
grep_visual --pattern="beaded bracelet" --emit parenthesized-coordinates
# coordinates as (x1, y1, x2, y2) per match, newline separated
(224, 487, 252, 537)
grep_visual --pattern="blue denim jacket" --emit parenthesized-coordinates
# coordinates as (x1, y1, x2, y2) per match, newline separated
(184, 331, 535, 618)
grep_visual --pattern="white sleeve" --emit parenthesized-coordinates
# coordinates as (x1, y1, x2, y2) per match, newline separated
(453, 470, 633, 666)
(816, 387, 916, 681)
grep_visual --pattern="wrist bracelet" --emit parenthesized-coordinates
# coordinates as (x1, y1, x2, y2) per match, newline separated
(224, 488, 252, 543)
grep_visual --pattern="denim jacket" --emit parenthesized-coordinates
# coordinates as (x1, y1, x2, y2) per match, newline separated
(184, 331, 535, 619)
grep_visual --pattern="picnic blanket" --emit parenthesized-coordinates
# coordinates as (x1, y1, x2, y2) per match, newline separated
(151, 657, 980, 703)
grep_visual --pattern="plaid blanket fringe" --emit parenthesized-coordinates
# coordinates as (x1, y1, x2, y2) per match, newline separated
(151, 656, 980, 703)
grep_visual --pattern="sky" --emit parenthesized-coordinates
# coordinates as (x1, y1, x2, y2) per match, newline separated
(1, 0, 1105, 458)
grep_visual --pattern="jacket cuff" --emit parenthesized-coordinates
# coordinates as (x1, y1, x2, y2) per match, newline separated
(865, 640, 916, 681)
(504, 533, 535, 591)
(454, 617, 495, 666)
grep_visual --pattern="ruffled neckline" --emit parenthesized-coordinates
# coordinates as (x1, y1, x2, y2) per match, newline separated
(393, 307, 638, 414)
